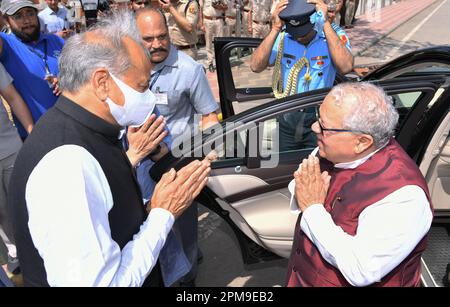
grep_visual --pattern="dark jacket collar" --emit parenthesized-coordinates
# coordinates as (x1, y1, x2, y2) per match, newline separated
(55, 95, 122, 143)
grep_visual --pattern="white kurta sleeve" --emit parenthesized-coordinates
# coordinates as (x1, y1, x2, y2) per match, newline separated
(26, 145, 174, 286)
(299, 185, 432, 286)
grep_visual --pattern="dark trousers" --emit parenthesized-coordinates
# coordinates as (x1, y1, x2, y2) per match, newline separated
(173, 201, 199, 283)
(142, 260, 164, 287)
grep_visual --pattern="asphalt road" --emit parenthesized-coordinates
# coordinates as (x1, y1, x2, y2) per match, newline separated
(356, 0, 450, 66)
(196, 205, 288, 287)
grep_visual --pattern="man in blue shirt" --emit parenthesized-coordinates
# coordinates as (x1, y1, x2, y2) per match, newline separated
(0, 0, 64, 138)
(250, 0, 353, 150)
(38, 0, 71, 38)
(136, 7, 218, 287)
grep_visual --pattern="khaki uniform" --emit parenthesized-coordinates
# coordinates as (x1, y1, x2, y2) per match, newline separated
(166, 0, 200, 60)
(224, 0, 237, 37)
(343, 0, 356, 27)
(241, 0, 251, 37)
(250, 0, 272, 38)
(201, 0, 225, 66)
(324, 0, 342, 25)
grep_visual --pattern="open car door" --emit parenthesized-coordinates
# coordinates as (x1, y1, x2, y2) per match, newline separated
(213, 37, 348, 120)
(363, 46, 450, 287)
(214, 37, 273, 119)
(152, 74, 448, 266)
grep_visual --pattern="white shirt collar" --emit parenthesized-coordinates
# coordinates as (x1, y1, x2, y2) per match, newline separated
(334, 142, 388, 169)
(118, 128, 126, 140)
(43, 6, 59, 15)
(288, 143, 389, 214)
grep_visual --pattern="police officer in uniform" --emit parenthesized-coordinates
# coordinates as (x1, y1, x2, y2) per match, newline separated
(130, 0, 149, 11)
(342, 0, 357, 29)
(160, 0, 200, 60)
(250, 0, 353, 150)
(241, 0, 250, 36)
(224, 0, 237, 37)
(324, 0, 343, 25)
(199, 0, 227, 72)
(248, 0, 272, 38)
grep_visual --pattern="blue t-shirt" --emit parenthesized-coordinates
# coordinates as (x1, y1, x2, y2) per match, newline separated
(0, 32, 64, 137)
(269, 23, 351, 93)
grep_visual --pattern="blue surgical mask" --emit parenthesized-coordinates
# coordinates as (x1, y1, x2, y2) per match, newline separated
(105, 73, 156, 127)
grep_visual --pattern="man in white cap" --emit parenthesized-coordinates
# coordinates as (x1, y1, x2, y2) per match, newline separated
(0, 0, 64, 139)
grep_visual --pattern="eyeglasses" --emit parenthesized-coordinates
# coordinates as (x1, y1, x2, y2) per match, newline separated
(143, 33, 169, 43)
(315, 106, 367, 135)
(10, 10, 37, 22)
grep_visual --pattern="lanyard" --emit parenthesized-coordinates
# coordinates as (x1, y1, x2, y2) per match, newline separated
(149, 67, 165, 92)
(27, 39, 51, 75)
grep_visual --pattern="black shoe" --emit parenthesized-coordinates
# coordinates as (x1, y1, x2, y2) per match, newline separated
(7, 256, 20, 275)
(444, 263, 450, 286)
(208, 64, 215, 73)
(197, 249, 203, 265)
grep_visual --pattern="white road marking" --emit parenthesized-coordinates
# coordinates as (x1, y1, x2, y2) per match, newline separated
(386, 0, 448, 60)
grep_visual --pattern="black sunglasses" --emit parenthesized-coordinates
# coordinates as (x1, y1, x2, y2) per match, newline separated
(315, 106, 368, 135)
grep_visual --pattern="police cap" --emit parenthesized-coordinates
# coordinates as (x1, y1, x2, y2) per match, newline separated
(279, 0, 316, 37)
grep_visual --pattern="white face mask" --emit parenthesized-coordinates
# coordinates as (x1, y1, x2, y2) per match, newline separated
(105, 73, 156, 127)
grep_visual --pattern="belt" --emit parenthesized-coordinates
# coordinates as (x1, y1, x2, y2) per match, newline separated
(226, 15, 236, 19)
(242, 8, 250, 12)
(203, 15, 224, 20)
(175, 44, 195, 50)
(252, 20, 270, 25)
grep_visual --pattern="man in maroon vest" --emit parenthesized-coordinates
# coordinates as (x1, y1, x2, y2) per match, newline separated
(286, 82, 433, 287)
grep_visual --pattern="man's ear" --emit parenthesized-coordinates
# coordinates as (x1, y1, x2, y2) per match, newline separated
(354, 134, 374, 154)
(92, 68, 109, 101)
(3, 15, 11, 27)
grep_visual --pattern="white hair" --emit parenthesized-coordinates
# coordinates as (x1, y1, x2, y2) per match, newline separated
(329, 82, 399, 148)
(58, 9, 149, 92)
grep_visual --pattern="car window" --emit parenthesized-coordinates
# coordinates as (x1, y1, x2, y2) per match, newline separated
(223, 45, 348, 118)
(391, 91, 425, 131)
(214, 125, 248, 161)
(218, 90, 426, 160)
(267, 91, 426, 155)
(391, 92, 422, 108)
(230, 47, 272, 90)
(226, 46, 274, 115)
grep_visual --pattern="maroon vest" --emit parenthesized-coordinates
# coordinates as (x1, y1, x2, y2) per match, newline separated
(286, 139, 433, 287)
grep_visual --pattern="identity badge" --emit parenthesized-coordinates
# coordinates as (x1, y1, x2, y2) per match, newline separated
(155, 93, 168, 105)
